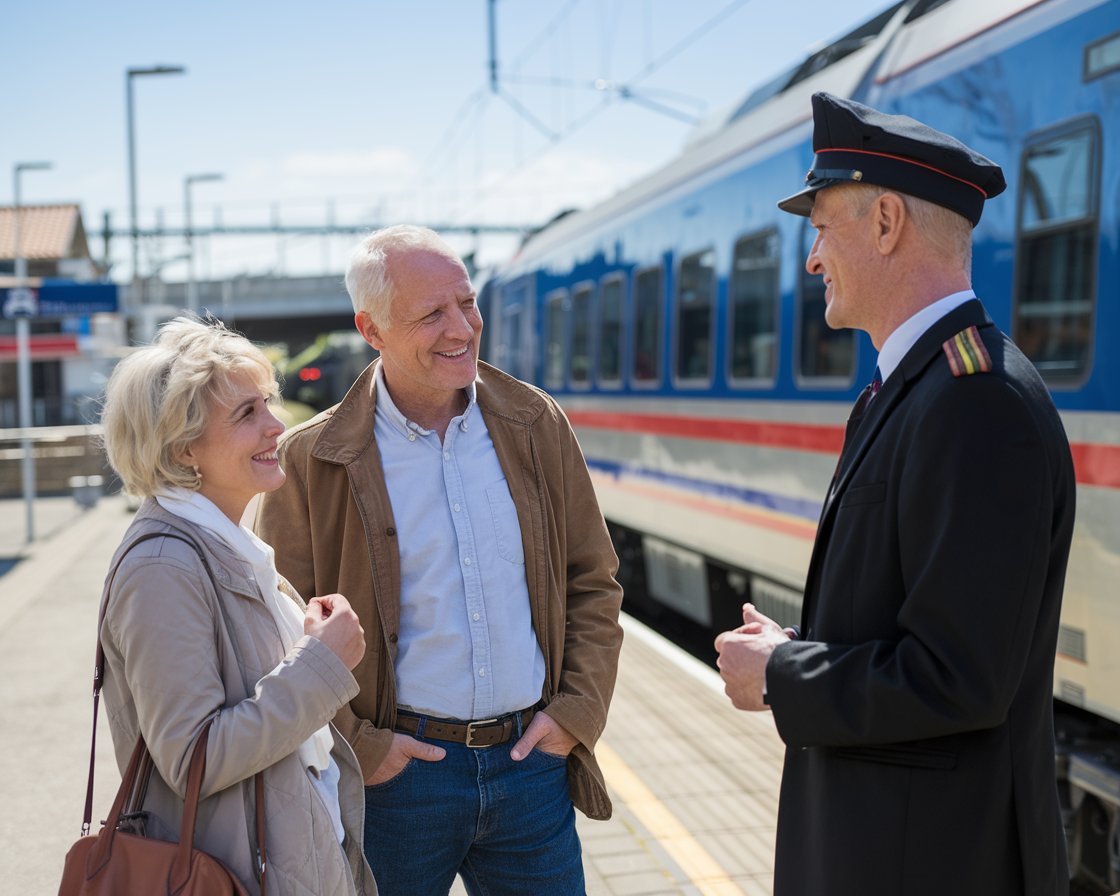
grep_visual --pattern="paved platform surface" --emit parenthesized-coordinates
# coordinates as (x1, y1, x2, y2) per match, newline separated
(0, 493, 785, 895)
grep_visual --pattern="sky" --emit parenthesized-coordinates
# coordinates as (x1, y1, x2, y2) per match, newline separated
(3, 0, 893, 283)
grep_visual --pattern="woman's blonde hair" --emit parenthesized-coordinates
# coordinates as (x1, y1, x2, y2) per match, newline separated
(102, 316, 279, 498)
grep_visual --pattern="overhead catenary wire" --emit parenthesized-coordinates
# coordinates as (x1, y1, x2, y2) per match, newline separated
(425, 0, 757, 227)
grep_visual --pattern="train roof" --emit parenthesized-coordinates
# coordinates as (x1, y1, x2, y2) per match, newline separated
(501, 0, 1081, 276)
(683, 0, 917, 148)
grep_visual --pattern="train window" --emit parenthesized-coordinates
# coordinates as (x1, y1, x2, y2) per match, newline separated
(477, 280, 494, 363)
(632, 266, 662, 385)
(597, 274, 623, 387)
(797, 221, 854, 382)
(1013, 119, 1100, 384)
(1085, 31, 1120, 81)
(570, 283, 593, 387)
(675, 249, 715, 384)
(502, 305, 525, 380)
(502, 302, 524, 381)
(544, 289, 568, 390)
(728, 229, 779, 384)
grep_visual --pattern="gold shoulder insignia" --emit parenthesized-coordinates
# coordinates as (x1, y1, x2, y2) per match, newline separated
(942, 325, 992, 377)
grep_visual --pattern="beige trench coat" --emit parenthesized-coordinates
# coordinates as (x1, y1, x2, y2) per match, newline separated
(255, 360, 624, 820)
(100, 501, 377, 895)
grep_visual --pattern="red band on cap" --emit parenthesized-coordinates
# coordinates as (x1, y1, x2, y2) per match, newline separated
(816, 147, 990, 197)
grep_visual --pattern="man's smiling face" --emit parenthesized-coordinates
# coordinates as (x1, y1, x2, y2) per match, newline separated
(361, 244, 482, 418)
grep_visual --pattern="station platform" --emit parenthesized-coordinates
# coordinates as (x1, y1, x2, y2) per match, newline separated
(0, 492, 784, 895)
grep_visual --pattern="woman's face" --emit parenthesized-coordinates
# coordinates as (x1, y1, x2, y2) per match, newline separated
(181, 369, 285, 523)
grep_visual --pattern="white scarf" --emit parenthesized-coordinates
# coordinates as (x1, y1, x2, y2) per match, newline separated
(155, 489, 335, 773)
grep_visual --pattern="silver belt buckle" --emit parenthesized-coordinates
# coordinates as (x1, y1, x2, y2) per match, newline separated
(464, 717, 499, 748)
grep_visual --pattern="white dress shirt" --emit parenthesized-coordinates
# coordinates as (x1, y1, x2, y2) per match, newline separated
(875, 289, 977, 384)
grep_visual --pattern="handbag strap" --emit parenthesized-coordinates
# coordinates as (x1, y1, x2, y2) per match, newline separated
(172, 719, 215, 891)
(84, 531, 170, 835)
(85, 718, 214, 886)
(83, 727, 157, 877)
(84, 528, 268, 889)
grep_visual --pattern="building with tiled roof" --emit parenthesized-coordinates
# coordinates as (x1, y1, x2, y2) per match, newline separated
(0, 204, 119, 430)
(0, 204, 97, 280)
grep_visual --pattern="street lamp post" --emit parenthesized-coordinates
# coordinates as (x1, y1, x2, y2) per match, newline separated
(13, 160, 52, 543)
(126, 65, 185, 319)
(184, 172, 223, 313)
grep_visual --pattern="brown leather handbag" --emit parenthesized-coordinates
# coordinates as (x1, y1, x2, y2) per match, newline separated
(59, 531, 267, 895)
(58, 720, 254, 895)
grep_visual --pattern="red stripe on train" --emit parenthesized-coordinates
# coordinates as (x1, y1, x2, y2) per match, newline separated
(1069, 443, 1120, 490)
(567, 410, 1120, 490)
(565, 410, 844, 453)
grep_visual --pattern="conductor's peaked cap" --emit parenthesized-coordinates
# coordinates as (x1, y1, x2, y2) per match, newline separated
(777, 92, 1006, 226)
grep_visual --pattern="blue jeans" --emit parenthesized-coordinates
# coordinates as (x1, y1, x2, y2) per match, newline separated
(363, 732, 585, 896)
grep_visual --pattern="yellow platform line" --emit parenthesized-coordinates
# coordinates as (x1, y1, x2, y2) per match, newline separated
(596, 740, 746, 896)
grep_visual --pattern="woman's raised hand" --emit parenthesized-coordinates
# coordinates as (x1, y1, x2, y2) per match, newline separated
(305, 594, 366, 670)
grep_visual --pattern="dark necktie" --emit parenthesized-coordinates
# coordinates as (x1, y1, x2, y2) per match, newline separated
(849, 367, 883, 423)
(836, 367, 883, 473)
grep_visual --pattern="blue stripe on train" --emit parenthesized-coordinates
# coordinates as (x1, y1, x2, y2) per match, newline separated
(585, 457, 824, 524)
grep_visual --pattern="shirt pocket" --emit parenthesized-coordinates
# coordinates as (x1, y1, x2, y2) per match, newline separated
(486, 481, 525, 565)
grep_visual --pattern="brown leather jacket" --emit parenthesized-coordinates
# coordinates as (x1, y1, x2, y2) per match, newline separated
(255, 360, 624, 819)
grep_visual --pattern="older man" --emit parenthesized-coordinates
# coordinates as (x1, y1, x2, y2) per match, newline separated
(255, 225, 623, 896)
(715, 93, 1075, 896)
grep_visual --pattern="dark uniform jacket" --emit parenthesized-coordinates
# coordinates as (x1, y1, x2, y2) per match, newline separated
(766, 300, 1074, 896)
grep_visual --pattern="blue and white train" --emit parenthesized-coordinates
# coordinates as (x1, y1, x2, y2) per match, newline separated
(479, 0, 1120, 888)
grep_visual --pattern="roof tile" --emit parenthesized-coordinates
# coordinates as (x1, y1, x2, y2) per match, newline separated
(0, 204, 88, 261)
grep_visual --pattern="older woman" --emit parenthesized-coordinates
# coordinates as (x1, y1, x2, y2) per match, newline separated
(99, 316, 376, 895)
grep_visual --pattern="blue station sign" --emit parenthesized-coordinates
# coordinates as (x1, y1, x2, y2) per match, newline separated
(0, 279, 119, 318)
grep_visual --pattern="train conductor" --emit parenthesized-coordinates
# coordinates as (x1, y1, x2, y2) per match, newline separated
(714, 92, 1076, 896)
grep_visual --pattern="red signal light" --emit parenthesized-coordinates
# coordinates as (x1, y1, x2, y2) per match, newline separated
(298, 367, 322, 382)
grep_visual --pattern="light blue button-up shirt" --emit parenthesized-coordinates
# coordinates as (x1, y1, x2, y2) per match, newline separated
(373, 363, 545, 720)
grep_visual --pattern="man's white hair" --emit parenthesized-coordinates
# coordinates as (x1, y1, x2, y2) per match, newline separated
(344, 225, 459, 328)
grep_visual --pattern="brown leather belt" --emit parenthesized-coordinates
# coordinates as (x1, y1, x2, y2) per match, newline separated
(394, 706, 536, 748)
